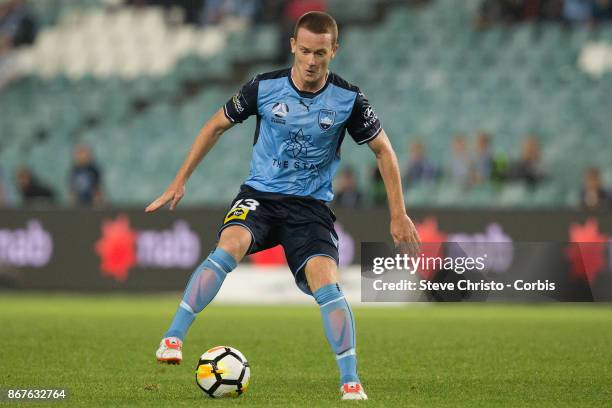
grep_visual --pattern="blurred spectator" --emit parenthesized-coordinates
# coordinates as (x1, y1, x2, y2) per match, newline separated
(539, 0, 564, 20)
(370, 166, 386, 207)
(475, 0, 585, 26)
(558, 0, 612, 23)
(472, 131, 511, 184)
(449, 134, 472, 186)
(256, 0, 285, 23)
(333, 167, 362, 208)
(475, 0, 525, 28)
(0, 0, 37, 55)
(69, 145, 104, 207)
(201, 0, 261, 27)
(472, 131, 494, 184)
(403, 140, 438, 186)
(507, 134, 545, 188)
(0, 165, 17, 206)
(128, 0, 205, 25)
(0, 167, 6, 207)
(16, 167, 55, 206)
(563, 0, 594, 24)
(283, 0, 327, 21)
(580, 167, 611, 209)
(593, 0, 612, 21)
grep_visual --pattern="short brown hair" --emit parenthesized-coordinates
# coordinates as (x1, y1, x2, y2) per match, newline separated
(293, 11, 338, 45)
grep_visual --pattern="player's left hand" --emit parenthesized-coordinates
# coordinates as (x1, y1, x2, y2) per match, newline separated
(145, 182, 185, 212)
(390, 214, 421, 255)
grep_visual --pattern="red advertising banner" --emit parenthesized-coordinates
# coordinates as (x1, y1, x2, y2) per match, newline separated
(0, 208, 610, 295)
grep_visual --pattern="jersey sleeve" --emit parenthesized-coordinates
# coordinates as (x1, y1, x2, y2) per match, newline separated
(346, 90, 382, 145)
(223, 76, 259, 123)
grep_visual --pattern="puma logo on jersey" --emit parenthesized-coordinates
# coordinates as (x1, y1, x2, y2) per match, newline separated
(298, 99, 311, 112)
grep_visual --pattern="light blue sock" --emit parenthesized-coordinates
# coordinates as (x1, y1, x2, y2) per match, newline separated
(164, 247, 237, 341)
(314, 283, 360, 385)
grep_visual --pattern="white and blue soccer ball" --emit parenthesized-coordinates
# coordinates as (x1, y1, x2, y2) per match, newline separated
(195, 346, 250, 398)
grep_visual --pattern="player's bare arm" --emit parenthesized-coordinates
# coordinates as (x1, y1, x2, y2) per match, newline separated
(145, 108, 234, 212)
(368, 130, 421, 247)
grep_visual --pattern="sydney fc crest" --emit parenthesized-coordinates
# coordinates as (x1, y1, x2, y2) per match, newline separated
(318, 109, 336, 131)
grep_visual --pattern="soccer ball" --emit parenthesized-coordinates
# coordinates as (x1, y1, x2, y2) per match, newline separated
(195, 346, 250, 398)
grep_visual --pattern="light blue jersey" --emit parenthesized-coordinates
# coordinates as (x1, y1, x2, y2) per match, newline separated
(223, 68, 381, 202)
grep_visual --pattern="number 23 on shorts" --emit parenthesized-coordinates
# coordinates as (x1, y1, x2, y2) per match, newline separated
(224, 199, 260, 223)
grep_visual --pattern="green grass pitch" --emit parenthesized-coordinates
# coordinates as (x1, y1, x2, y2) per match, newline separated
(1, 295, 611, 407)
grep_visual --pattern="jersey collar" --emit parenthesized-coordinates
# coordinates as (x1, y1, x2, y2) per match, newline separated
(288, 68, 331, 99)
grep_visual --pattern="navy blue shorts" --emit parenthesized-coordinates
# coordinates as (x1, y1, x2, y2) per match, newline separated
(218, 185, 339, 295)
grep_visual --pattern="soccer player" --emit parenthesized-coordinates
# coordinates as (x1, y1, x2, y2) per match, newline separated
(146, 11, 420, 400)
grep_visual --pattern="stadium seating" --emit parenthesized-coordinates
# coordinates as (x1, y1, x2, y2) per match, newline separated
(0, 1, 609, 207)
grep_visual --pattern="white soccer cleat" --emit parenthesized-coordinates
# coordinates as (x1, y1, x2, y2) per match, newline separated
(156, 337, 183, 364)
(341, 382, 368, 400)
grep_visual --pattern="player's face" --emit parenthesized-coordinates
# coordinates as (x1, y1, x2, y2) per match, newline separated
(290, 28, 338, 88)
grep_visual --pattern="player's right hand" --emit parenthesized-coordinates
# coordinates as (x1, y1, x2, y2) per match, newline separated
(145, 183, 185, 212)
